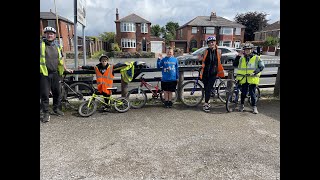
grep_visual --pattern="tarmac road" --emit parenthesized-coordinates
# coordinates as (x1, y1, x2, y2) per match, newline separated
(40, 98, 280, 180)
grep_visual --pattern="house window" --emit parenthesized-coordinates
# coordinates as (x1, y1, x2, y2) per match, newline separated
(141, 23, 148, 33)
(47, 20, 56, 30)
(219, 41, 232, 47)
(203, 27, 215, 34)
(180, 29, 183, 38)
(121, 22, 136, 32)
(121, 38, 136, 48)
(235, 28, 241, 35)
(220, 27, 233, 35)
(192, 27, 197, 34)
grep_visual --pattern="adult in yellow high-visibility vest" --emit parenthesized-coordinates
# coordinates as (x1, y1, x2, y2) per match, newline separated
(233, 43, 265, 114)
(40, 26, 73, 123)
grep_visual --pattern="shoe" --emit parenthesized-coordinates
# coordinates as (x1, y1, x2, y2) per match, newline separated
(164, 101, 169, 108)
(239, 104, 245, 112)
(253, 106, 259, 114)
(203, 104, 210, 112)
(168, 101, 173, 108)
(207, 103, 211, 108)
(42, 113, 50, 123)
(53, 109, 64, 116)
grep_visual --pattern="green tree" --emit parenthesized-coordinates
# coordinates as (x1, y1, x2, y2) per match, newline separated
(161, 21, 179, 45)
(234, 11, 269, 42)
(151, 24, 162, 37)
(264, 36, 279, 46)
(99, 32, 115, 43)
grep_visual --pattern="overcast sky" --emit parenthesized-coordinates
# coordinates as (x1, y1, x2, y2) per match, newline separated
(40, 0, 280, 36)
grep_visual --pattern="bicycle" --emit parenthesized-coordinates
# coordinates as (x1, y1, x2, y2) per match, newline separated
(225, 74, 261, 112)
(179, 67, 231, 107)
(78, 87, 130, 117)
(59, 73, 95, 111)
(126, 74, 178, 109)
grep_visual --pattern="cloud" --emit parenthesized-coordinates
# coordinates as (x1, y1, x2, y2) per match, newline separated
(40, 0, 279, 36)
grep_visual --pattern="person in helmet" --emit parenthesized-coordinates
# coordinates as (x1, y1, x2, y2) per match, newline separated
(79, 55, 128, 110)
(199, 36, 225, 112)
(233, 42, 265, 114)
(40, 26, 73, 123)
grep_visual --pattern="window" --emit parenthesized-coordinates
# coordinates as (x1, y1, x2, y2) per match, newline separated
(192, 27, 197, 34)
(120, 22, 136, 32)
(219, 41, 232, 47)
(121, 38, 136, 48)
(220, 27, 233, 35)
(141, 23, 148, 33)
(235, 28, 241, 35)
(203, 27, 215, 34)
(220, 48, 231, 54)
(47, 20, 56, 30)
(180, 29, 183, 38)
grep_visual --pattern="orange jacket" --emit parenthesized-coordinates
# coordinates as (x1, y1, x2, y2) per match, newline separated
(95, 65, 114, 95)
(200, 46, 225, 79)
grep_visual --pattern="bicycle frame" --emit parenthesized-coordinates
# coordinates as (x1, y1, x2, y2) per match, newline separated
(138, 75, 161, 97)
(86, 92, 121, 108)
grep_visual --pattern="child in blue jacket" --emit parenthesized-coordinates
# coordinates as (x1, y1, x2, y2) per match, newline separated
(157, 47, 179, 108)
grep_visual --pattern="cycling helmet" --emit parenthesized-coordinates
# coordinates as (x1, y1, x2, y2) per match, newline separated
(43, 26, 56, 34)
(99, 54, 109, 61)
(242, 42, 254, 50)
(134, 61, 146, 66)
(206, 36, 216, 43)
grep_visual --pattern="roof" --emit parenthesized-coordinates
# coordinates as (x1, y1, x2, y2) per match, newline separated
(178, 16, 245, 29)
(260, 20, 280, 32)
(115, 13, 151, 23)
(40, 12, 74, 24)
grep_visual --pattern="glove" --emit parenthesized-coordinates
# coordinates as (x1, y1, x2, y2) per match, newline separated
(250, 73, 256, 76)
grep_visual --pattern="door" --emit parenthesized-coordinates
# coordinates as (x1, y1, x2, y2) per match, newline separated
(234, 41, 241, 49)
(142, 39, 147, 51)
(151, 41, 162, 54)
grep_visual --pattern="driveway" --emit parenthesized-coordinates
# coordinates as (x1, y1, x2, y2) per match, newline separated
(40, 98, 280, 180)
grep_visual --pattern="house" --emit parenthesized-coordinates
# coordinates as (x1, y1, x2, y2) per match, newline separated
(174, 12, 246, 53)
(40, 11, 75, 52)
(254, 20, 280, 55)
(114, 8, 165, 53)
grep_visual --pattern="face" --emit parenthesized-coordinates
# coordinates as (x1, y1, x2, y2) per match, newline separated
(207, 40, 216, 48)
(166, 48, 173, 57)
(45, 31, 56, 41)
(244, 48, 252, 55)
(100, 58, 109, 66)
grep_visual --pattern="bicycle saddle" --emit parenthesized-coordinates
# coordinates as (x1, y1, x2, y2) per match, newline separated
(107, 87, 118, 93)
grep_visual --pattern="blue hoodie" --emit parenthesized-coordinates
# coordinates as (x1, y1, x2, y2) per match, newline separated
(157, 56, 179, 82)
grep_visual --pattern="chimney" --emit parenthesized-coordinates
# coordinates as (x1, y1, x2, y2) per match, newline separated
(116, 8, 119, 21)
(210, 11, 216, 21)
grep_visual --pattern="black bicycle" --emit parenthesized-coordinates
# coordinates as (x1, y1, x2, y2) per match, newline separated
(225, 74, 261, 112)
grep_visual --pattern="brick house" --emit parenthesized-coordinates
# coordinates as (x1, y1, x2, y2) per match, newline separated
(40, 11, 75, 52)
(114, 8, 164, 53)
(254, 20, 280, 55)
(174, 12, 245, 53)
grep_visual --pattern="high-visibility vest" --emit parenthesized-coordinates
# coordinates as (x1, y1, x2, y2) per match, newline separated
(120, 61, 135, 83)
(200, 47, 225, 79)
(40, 41, 64, 76)
(236, 55, 261, 85)
(95, 65, 114, 95)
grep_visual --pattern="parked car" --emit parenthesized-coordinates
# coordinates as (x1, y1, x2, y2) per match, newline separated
(177, 46, 238, 65)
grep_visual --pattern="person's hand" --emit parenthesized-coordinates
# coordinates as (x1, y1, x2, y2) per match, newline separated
(158, 53, 163, 60)
(250, 72, 256, 76)
(237, 50, 243, 56)
(65, 69, 74, 73)
(78, 65, 82, 69)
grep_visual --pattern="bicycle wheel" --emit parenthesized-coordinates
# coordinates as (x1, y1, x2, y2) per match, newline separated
(114, 97, 130, 113)
(226, 89, 240, 112)
(78, 99, 97, 117)
(179, 81, 204, 107)
(247, 86, 261, 106)
(126, 88, 147, 109)
(63, 82, 94, 111)
(217, 79, 236, 103)
(160, 89, 178, 104)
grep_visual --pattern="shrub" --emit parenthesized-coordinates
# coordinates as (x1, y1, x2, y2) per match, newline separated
(191, 48, 198, 52)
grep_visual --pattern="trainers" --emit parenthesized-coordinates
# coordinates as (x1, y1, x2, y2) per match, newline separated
(203, 104, 210, 112)
(53, 109, 64, 116)
(164, 101, 169, 108)
(168, 101, 173, 108)
(42, 113, 50, 123)
(253, 106, 259, 114)
(239, 104, 245, 112)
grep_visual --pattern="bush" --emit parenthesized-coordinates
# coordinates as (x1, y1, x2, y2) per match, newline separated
(92, 50, 106, 59)
(191, 48, 198, 52)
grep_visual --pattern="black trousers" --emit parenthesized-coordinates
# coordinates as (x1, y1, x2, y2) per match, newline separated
(240, 83, 257, 106)
(40, 73, 61, 113)
(202, 76, 217, 103)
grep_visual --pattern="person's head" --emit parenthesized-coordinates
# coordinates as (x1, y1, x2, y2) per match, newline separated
(206, 36, 216, 48)
(242, 43, 254, 55)
(166, 46, 173, 57)
(43, 26, 56, 42)
(99, 55, 109, 66)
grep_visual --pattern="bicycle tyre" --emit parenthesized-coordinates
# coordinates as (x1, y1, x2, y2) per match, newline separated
(217, 79, 236, 103)
(114, 97, 130, 113)
(160, 89, 178, 104)
(247, 86, 261, 106)
(179, 81, 204, 107)
(126, 88, 147, 109)
(78, 99, 97, 117)
(226, 89, 240, 112)
(63, 82, 94, 111)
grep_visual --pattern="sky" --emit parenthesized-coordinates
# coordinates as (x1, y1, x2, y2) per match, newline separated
(40, 0, 280, 36)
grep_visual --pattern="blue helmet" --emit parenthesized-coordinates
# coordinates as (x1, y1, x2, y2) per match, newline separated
(206, 36, 216, 43)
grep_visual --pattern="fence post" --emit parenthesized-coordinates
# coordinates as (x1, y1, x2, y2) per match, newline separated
(121, 76, 128, 97)
(273, 67, 280, 98)
(177, 71, 184, 102)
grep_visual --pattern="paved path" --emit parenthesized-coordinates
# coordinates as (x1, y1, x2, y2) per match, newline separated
(40, 98, 280, 180)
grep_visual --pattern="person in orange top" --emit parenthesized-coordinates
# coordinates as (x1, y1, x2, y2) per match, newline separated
(199, 36, 225, 112)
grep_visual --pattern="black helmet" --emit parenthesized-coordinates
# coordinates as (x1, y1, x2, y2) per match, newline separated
(99, 54, 109, 62)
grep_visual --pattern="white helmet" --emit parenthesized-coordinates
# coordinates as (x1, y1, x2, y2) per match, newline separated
(43, 26, 56, 34)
